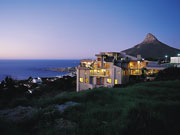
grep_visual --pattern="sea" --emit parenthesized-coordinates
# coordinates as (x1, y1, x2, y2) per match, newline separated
(0, 60, 80, 81)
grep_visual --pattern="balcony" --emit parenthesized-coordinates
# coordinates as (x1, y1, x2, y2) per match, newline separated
(90, 69, 110, 77)
(128, 61, 147, 70)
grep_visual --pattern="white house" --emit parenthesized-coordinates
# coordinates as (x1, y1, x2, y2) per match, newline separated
(32, 77, 42, 84)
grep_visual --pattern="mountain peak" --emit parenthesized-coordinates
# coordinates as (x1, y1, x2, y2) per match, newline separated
(142, 33, 158, 43)
(122, 33, 180, 58)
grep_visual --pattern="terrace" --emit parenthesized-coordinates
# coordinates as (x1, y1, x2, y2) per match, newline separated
(90, 69, 110, 77)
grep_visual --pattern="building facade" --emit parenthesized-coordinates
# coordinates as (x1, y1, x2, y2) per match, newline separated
(76, 52, 169, 92)
(76, 52, 149, 91)
(170, 56, 180, 64)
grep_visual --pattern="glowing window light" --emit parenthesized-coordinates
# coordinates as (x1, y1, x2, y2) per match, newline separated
(115, 79, 118, 84)
(107, 78, 111, 83)
(80, 78, 83, 83)
(106, 70, 110, 76)
(85, 78, 88, 83)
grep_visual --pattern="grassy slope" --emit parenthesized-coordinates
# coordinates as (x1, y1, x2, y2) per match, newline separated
(1, 80, 180, 135)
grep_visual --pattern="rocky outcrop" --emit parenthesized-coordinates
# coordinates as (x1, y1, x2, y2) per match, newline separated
(122, 33, 180, 58)
(0, 106, 37, 122)
(142, 33, 158, 44)
(55, 101, 79, 113)
(0, 102, 79, 123)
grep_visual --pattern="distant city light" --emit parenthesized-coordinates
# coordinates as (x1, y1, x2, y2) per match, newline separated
(165, 55, 168, 58)
(178, 54, 180, 57)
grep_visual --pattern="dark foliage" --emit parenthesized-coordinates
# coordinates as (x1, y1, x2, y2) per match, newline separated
(1, 77, 180, 135)
(0, 76, 76, 109)
(145, 57, 159, 61)
(156, 67, 180, 81)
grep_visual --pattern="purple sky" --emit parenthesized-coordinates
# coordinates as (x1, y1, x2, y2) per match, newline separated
(0, 0, 180, 59)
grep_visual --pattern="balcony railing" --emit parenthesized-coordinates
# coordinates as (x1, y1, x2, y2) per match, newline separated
(90, 70, 110, 77)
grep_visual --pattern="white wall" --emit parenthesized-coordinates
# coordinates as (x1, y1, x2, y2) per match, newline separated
(171, 57, 180, 64)
(77, 68, 92, 91)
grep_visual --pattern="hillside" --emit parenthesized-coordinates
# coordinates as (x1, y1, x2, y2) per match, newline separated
(1, 80, 180, 135)
(122, 33, 180, 58)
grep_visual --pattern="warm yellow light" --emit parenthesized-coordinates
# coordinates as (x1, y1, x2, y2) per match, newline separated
(85, 78, 88, 83)
(115, 79, 118, 84)
(80, 78, 83, 82)
(107, 78, 111, 83)
(106, 70, 110, 76)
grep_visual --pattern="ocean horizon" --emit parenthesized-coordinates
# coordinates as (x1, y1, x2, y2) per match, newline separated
(0, 59, 80, 81)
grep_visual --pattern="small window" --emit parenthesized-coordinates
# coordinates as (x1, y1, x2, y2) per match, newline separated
(85, 78, 88, 83)
(106, 70, 110, 76)
(97, 58, 101, 61)
(106, 63, 109, 68)
(97, 63, 101, 68)
(115, 79, 118, 84)
(90, 77, 93, 84)
(85, 71, 87, 75)
(107, 78, 111, 83)
(80, 78, 83, 83)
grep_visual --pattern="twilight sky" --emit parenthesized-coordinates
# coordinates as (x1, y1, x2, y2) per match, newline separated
(0, 0, 180, 59)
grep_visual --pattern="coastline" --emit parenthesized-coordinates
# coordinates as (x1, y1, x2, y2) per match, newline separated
(0, 59, 79, 82)
(44, 67, 76, 73)
(0, 67, 76, 83)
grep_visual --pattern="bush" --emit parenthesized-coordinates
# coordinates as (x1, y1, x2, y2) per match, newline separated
(156, 67, 180, 81)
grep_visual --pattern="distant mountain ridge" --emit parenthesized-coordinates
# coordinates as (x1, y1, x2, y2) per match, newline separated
(122, 33, 180, 58)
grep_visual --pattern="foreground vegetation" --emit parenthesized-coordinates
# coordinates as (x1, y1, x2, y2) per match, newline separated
(1, 79, 180, 135)
(0, 76, 76, 109)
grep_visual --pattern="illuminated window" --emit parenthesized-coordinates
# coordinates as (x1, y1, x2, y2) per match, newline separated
(85, 71, 87, 75)
(107, 78, 111, 83)
(85, 78, 88, 83)
(123, 70, 128, 75)
(106, 64, 109, 68)
(80, 78, 83, 83)
(98, 63, 101, 68)
(115, 79, 118, 84)
(118, 71, 120, 74)
(94, 64, 97, 69)
(106, 70, 110, 76)
(97, 77, 104, 85)
(97, 58, 101, 61)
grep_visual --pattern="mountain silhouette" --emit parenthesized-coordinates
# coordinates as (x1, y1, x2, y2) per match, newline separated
(122, 33, 180, 58)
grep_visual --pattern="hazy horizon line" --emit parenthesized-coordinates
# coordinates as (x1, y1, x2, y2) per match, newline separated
(0, 58, 95, 60)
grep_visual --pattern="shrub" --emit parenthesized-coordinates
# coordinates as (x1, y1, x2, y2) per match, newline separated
(156, 67, 180, 81)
